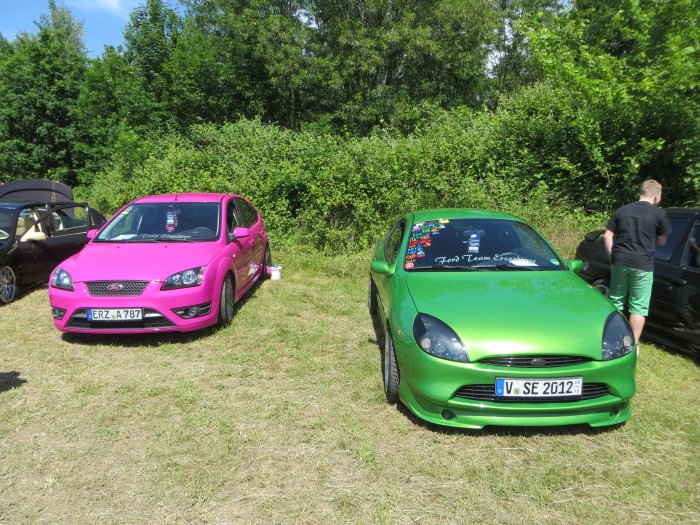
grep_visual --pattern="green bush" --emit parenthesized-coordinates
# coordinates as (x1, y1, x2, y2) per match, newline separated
(83, 108, 621, 254)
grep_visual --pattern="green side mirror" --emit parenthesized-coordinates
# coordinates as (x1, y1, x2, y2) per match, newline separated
(370, 260, 393, 275)
(566, 259, 584, 272)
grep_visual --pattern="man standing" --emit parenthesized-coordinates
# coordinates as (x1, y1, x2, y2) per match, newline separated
(604, 179, 672, 345)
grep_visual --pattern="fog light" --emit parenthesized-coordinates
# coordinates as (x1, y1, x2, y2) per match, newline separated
(611, 406, 619, 417)
(172, 302, 212, 319)
(442, 410, 455, 420)
(51, 307, 66, 320)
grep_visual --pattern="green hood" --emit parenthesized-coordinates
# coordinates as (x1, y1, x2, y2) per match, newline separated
(404, 270, 614, 361)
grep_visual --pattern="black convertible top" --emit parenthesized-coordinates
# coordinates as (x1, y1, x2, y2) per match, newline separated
(0, 179, 73, 203)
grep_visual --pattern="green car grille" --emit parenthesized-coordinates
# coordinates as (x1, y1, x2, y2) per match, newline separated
(454, 383, 610, 403)
(479, 356, 591, 367)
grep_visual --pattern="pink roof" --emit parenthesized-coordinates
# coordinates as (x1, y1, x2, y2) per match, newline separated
(134, 193, 237, 204)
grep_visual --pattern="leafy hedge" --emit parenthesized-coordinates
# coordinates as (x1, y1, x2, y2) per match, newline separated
(85, 85, 668, 253)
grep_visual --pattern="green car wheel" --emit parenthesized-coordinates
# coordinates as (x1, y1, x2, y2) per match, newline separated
(382, 329, 400, 403)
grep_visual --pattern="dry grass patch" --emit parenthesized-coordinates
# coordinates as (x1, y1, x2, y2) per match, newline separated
(0, 247, 698, 524)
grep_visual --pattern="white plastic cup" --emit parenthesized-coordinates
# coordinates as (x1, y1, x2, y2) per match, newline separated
(271, 264, 282, 280)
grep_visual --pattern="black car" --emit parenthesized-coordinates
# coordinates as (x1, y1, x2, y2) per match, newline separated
(0, 180, 106, 303)
(575, 208, 700, 355)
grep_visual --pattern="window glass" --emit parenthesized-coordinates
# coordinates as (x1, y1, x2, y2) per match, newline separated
(384, 221, 405, 265)
(0, 208, 14, 241)
(97, 202, 221, 242)
(403, 218, 563, 271)
(226, 201, 239, 233)
(50, 206, 89, 236)
(681, 223, 700, 269)
(236, 198, 258, 227)
(655, 217, 688, 262)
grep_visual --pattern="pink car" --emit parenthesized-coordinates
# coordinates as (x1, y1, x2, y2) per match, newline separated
(48, 193, 270, 333)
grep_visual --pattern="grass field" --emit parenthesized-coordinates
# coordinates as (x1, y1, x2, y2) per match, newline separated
(1, 247, 698, 524)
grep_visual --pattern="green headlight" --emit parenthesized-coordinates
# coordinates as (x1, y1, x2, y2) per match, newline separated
(413, 313, 468, 362)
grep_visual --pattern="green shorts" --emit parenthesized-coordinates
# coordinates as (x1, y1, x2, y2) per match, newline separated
(609, 264, 653, 316)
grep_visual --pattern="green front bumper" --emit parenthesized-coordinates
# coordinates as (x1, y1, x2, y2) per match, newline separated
(394, 338, 637, 429)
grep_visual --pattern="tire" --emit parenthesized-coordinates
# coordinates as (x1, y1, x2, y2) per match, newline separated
(381, 330, 400, 404)
(218, 274, 234, 326)
(260, 244, 272, 281)
(592, 279, 610, 297)
(368, 277, 378, 315)
(0, 266, 17, 304)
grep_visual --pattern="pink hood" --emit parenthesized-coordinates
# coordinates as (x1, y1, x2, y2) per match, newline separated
(59, 242, 221, 282)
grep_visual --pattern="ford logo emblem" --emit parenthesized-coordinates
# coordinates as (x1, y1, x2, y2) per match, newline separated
(107, 283, 124, 291)
(530, 358, 547, 367)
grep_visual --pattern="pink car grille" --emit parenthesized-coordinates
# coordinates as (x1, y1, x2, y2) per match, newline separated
(86, 281, 149, 297)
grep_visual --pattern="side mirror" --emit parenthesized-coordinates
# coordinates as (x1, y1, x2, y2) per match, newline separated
(566, 259, 584, 272)
(370, 260, 393, 275)
(20, 231, 47, 243)
(232, 227, 250, 239)
(86, 229, 98, 240)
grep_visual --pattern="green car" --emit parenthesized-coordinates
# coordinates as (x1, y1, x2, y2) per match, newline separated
(369, 209, 636, 429)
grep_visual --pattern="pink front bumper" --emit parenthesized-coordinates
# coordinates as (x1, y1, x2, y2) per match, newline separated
(49, 280, 220, 334)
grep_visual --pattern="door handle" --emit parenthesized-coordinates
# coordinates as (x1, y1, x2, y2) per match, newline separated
(670, 278, 687, 286)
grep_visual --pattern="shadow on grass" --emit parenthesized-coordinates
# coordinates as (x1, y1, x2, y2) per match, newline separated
(0, 371, 27, 393)
(60, 277, 265, 348)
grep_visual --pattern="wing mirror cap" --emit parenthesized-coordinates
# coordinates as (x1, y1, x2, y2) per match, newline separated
(232, 227, 251, 239)
(370, 260, 393, 275)
(566, 259, 584, 272)
(86, 229, 98, 240)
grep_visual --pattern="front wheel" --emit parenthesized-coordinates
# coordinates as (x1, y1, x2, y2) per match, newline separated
(0, 266, 17, 304)
(381, 330, 400, 404)
(218, 275, 234, 326)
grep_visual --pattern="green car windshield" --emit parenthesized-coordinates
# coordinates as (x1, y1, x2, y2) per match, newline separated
(97, 203, 221, 242)
(403, 218, 564, 271)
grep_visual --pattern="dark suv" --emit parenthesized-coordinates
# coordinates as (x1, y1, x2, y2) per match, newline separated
(575, 208, 699, 355)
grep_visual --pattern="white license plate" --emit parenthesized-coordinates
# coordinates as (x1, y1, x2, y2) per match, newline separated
(87, 308, 142, 321)
(495, 377, 583, 397)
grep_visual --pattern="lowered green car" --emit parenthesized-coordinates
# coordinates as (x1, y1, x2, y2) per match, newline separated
(369, 209, 636, 429)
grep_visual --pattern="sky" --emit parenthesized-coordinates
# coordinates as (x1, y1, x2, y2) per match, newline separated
(1, 0, 143, 56)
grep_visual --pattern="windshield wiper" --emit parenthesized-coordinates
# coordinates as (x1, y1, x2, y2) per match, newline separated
(471, 263, 543, 271)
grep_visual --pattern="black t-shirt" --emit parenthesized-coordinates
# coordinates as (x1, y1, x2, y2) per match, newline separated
(607, 201, 672, 271)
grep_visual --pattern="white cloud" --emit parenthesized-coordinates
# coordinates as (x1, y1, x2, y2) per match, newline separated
(67, 0, 141, 18)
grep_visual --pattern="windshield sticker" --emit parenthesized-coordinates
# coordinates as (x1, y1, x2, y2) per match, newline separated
(439, 219, 449, 224)
(468, 233, 480, 253)
(404, 262, 415, 269)
(165, 207, 179, 233)
(433, 254, 539, 266)
(405, 221, 443, 265)
(550, 259, 561, 266)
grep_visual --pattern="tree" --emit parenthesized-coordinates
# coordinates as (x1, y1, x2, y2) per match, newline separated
(0, 0, 88, 185)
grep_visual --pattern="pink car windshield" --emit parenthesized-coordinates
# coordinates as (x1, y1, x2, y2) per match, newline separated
(97, 202, 221, 242)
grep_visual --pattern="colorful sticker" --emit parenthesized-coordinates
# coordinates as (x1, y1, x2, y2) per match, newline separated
(165, 207, 179, 233)
(404, 220, 445, 266)
(468, 233, 480, 253)
(404, 262, 415, 269)
(550, 259, 561, 266)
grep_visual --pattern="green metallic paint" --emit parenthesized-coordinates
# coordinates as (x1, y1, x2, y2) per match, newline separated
(369, 209, 637, 429)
